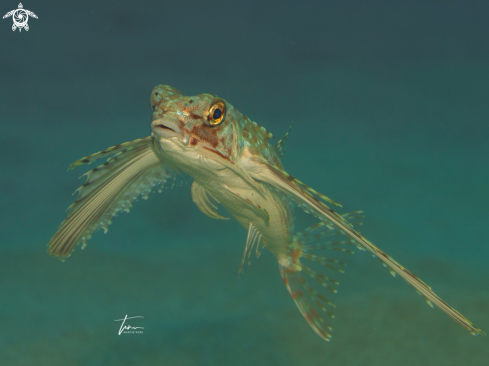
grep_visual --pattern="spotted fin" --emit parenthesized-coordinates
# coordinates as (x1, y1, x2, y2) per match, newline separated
(280, 213, 361, 341)
(191, 181, 228, 220)
(248, 155, 485, 337)
(68, 136, 153, 170)
(273, 122, 293, 159)
(48, 138, 174, 258)
(239, 223, 263, 277)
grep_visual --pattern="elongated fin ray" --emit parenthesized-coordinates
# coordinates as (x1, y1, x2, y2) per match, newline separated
(68, 136, 153, 170)
(49, 139, 174, 258)
(248, 156, 485, 336)
(191, 181, 229, 220)
(239, 223, 263, 277)
(71, 143, 152, 208)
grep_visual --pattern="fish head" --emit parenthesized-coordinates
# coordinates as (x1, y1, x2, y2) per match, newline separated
(150, 84, 233, 162)
(150, 84, 279, 169)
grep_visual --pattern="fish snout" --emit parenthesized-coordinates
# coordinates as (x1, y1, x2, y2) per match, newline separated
(151, 117, 184, 140)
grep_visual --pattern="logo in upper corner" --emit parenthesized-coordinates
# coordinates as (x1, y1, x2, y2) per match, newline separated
(3, 3, 37, 32)
(114, 315, 144, 335)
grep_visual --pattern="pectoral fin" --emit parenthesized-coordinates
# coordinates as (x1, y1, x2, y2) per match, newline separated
(246, 155, 485, 336)
(191, 181, 229, 220)
(221, 185, 270, 223)
(48, 138, 175, 258)
(68, 136, 154, 170)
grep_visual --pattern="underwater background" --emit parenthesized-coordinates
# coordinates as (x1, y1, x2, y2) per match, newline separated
(1, 0, 488, 365)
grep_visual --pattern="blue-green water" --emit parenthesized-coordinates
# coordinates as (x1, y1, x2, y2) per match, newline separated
(1, 1, 488, 365)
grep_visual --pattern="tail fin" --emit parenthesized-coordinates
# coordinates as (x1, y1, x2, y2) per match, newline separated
(280, 212, 362, 341)
(48, 137, 175, 258)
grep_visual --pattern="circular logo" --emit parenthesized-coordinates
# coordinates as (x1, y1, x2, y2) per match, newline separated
(12, 9, 28, 28)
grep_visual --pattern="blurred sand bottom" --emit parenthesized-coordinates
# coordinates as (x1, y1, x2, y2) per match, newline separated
(1, 247, 488, 366)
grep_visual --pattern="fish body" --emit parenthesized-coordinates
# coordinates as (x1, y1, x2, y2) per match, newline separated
(150, 85, 293, 266)
(48, 84, 484, 341)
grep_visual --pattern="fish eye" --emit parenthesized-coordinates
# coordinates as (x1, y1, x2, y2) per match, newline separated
(208, 101, 225, 126)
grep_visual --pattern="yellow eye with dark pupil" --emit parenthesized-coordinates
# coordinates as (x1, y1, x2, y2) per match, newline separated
(208, 102, 225, 126)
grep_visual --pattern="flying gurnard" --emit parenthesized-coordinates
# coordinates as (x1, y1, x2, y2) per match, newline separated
(48, 84, 484, 341)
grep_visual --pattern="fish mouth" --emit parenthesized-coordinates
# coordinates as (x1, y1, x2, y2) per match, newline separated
(154, 124, 175, 132)
(151, 118, 182, 138)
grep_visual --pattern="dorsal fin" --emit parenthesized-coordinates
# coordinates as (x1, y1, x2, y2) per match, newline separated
(242, 115, 274, 140)
(273, 122, 294, 158)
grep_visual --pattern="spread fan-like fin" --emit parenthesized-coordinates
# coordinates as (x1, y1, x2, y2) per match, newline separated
(280, 213, 361, 341)
(48, 138, 174, 258)
(191, 181, 229, 220)
(247, 155, 485, 337)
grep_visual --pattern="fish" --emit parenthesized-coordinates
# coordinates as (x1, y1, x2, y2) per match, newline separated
(47, 84, 485, 341)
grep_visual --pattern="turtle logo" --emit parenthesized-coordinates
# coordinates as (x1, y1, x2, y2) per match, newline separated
(3, 3, 37, 32)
